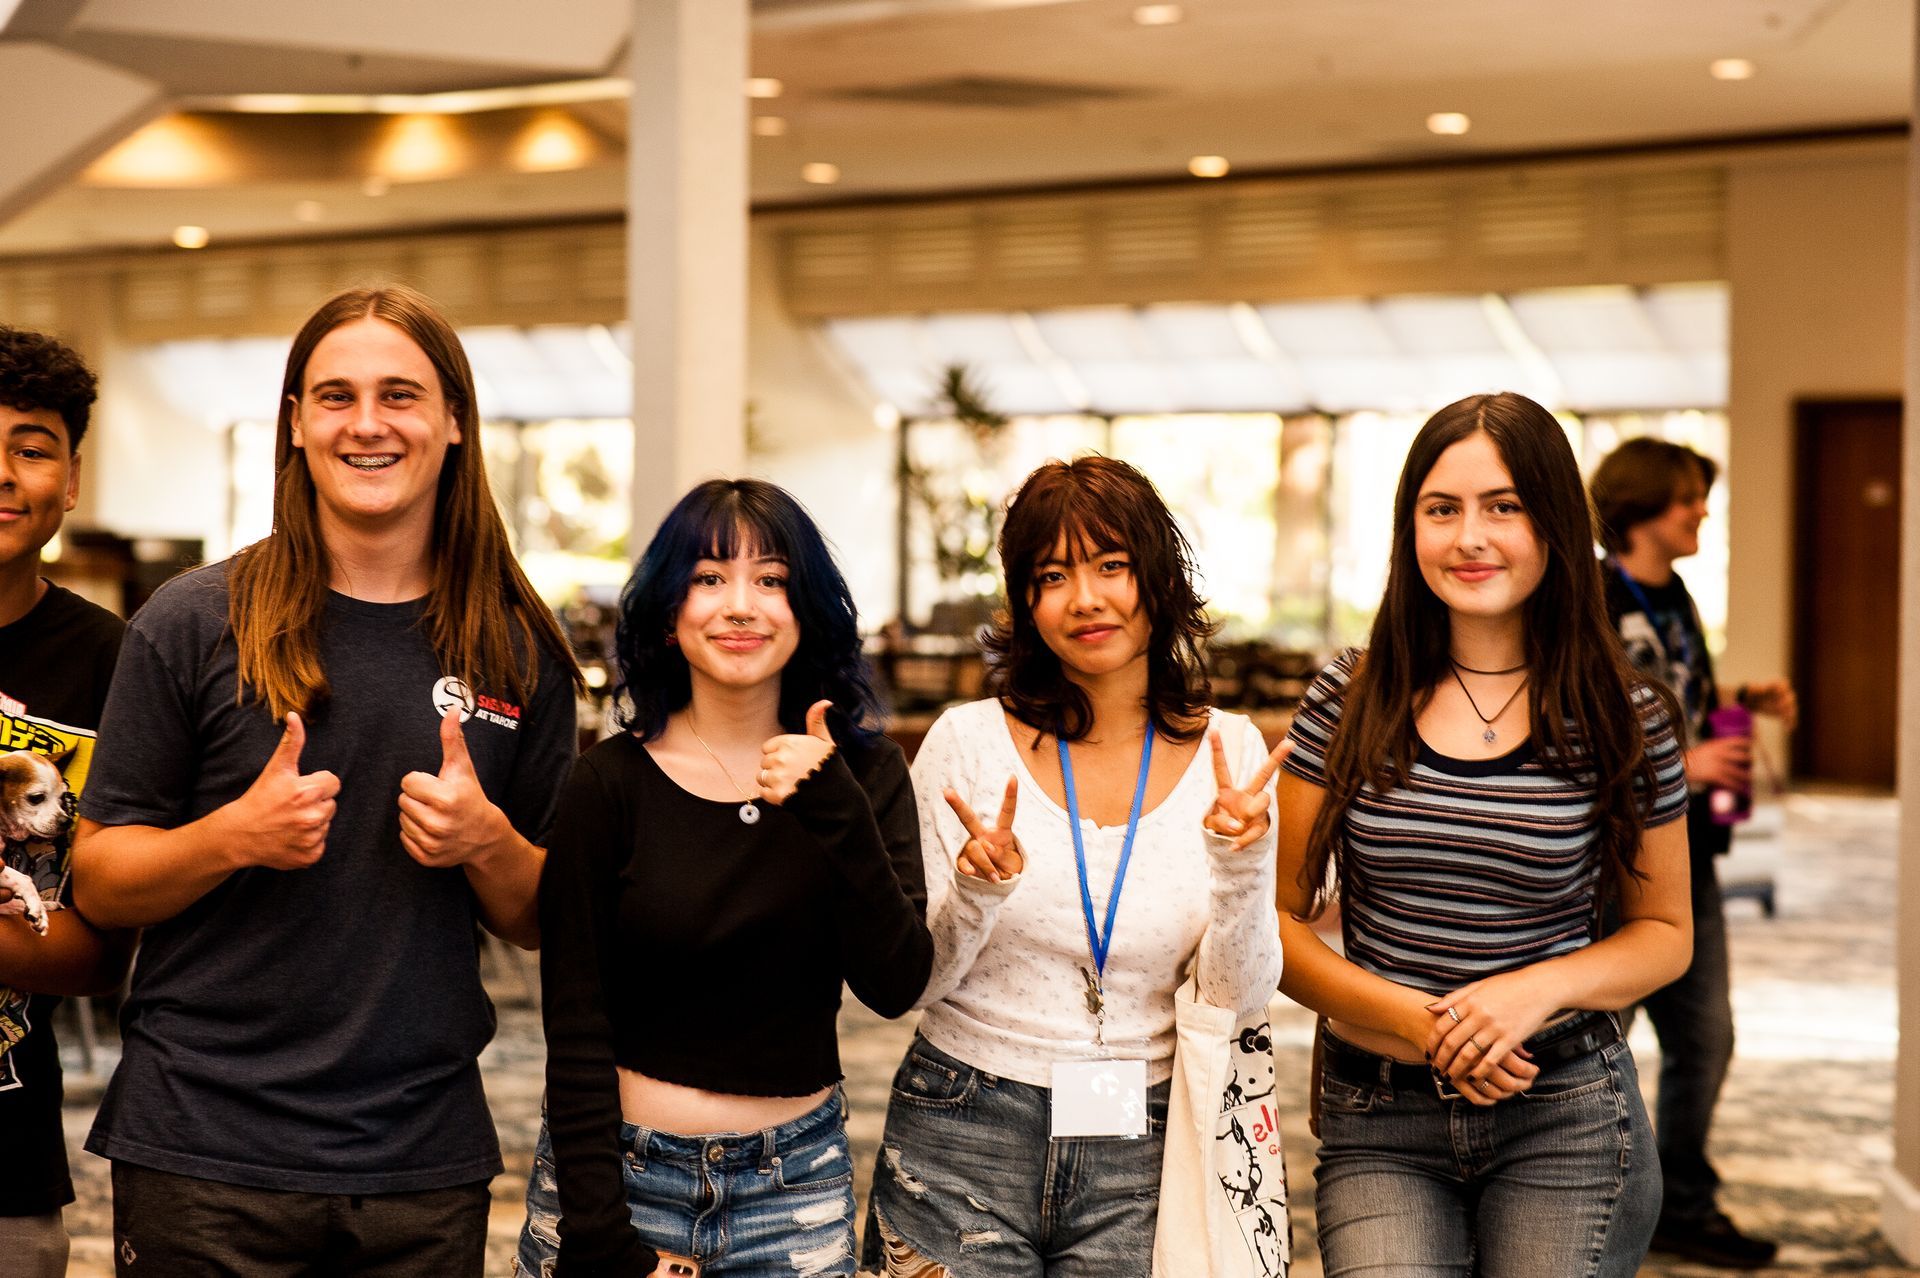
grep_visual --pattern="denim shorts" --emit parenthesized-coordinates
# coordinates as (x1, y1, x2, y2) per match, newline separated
(862, 1034, 1170, 1278)
(1313, 1014, 1660, 1278)
(517, 1087, 857, 1278)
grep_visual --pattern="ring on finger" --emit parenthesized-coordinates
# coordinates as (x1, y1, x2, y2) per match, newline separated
(1447, 1006, 1462, 1025)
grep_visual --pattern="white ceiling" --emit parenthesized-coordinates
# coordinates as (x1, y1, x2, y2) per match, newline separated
(0, 0, 1911, 254)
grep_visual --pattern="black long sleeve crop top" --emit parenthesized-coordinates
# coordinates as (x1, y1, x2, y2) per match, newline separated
(537, 729, 933, 1276)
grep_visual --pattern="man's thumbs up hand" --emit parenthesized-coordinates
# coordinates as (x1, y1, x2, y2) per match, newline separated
(399, 704, 509, 869)
(228, 712, 339, 871)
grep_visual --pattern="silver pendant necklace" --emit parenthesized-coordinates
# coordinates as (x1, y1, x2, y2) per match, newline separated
(686, 712, 761, 824)
(1449, 664, 1529, 744)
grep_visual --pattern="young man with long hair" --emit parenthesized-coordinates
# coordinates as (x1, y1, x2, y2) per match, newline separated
(0, 325, 130, 1277)
(73, 285, 580, 1275)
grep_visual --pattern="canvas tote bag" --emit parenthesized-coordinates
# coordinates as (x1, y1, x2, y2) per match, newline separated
(1151, 976, 1290, 1278)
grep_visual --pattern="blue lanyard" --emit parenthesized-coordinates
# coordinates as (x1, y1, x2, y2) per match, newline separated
(1057, 728, 1154, 982)
(1611, 560, 1694, 674)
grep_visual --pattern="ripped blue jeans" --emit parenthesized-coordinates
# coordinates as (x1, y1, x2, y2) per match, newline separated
(862, 1035, 1168, 1277)
(517, 1087, 857, 1278)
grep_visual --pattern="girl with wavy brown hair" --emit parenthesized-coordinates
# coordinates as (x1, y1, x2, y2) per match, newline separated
(74, 284, 580, 1275)
(1274, 392, 1692, 1277)
(864, 455, 1286, 1277)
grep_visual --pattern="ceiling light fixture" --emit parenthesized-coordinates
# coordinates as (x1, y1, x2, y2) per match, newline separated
(172, 225, 210, 249)
(182, 77, 632, 116)
(1133, 4, 1183, 24)
(801, 161, 841, 185)
(1710, 58, 1755, 81)
(1426, 112, 1471, 136)
(747, 77, 785, 99)
(1188, 154, 1230, 178)
(752, 115, 789, 137)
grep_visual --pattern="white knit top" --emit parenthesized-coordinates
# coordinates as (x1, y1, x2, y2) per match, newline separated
(909, 699, 1284, 1088)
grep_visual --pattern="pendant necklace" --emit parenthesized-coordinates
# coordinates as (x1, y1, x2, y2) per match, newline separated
(687, 713, 761, 825)
(1449, 664, 1529, 744)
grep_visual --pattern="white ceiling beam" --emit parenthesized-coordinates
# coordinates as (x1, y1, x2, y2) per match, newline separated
(0, 41, 161, 225)
(74, 0, 630, 75)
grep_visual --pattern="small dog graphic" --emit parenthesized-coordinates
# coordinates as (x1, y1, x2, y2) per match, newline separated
(0, 751, 71, 937)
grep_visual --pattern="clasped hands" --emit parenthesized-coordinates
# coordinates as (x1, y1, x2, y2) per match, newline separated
(1419, 967, 1563, 1106)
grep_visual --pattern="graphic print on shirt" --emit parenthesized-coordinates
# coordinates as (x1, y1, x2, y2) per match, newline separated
(1617, 608, 1706, 740)
(0, 700, 98, 1092)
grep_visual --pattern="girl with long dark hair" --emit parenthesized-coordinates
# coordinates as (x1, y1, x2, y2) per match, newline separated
(864, 456, 1286, 1276)
(520, 479, 933, 1278)
(1275, 392, 1692, 1276)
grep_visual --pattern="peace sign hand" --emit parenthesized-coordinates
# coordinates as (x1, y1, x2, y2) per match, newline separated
(943, 776, 1023, 884)
(1202, 732, 1292, 853)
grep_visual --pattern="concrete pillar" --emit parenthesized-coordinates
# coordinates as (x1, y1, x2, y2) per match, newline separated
(626, 0, 750, 540)
(1886, 0, 1920, 1260)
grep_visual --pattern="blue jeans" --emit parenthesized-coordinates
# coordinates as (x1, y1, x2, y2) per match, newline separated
(516, 1087, 857, 1278)
(1313, 1016, 1660, 1278)
(862, 1035, 1170, 1277)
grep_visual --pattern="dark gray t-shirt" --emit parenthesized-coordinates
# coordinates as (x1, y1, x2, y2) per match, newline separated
(80, 561, 576, 1193)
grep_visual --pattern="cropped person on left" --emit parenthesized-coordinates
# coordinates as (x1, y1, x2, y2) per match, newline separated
(520, 479, 933, 1278)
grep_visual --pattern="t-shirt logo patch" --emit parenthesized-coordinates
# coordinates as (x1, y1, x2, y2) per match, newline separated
(431, 676, 522, 731)
(431, 676, 475, 723)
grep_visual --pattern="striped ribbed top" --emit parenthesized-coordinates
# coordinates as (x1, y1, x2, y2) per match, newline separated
(1282, 649, 1688, 996)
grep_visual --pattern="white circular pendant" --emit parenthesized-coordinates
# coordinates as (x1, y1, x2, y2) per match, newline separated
(739, 802, 761, 825)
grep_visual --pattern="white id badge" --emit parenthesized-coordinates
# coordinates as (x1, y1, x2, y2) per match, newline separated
(1049, 1058, 1149, 1140)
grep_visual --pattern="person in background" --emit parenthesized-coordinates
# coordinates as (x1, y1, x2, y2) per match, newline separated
(523, 478, 932, 1278)
(1276, 392, 1692, 1276)
(73, 284, 580, 1277)
(864, 456, 1285, 1276)
(0, 325, 131, 1278)
(1592, 436, 1796, 1270)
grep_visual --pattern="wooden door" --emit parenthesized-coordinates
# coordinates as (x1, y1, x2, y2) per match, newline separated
(1792, 399, 1902, 787)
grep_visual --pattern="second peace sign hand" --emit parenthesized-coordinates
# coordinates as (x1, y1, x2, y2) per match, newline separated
(1203, 733, 1292, 853)
(943, 775, 1024, 883)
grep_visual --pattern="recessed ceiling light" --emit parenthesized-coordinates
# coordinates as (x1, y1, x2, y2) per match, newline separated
(361, 175, 391, 197)
(1134, 4, 1183, 25)
(747, 77, 784, 99)
(1188, 154, 1230, 178)
(801, 161, 840, 185)
(1426, 112, 1471, 136)
(752, 115, 789, 138)
(1710, 58, 1755, 81)
(172, 225, 210, 249)
(293, 200, 325, 223)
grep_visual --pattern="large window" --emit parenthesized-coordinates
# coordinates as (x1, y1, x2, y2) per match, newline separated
(857, 283, 1732, 650)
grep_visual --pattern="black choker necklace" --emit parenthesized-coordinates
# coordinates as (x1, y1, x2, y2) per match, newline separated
(1450, 658, 1527, 676)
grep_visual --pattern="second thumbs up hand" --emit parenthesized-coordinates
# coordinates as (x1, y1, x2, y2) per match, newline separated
(398, 704, 510, 868)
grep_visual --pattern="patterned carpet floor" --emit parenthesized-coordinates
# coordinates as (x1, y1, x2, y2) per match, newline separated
(57, 791, 1914, 1276)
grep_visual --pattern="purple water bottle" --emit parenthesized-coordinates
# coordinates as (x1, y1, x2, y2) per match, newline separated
(1705, 703, 1753, 825)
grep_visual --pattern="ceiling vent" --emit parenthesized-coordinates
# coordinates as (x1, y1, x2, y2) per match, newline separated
(830, 76, 1143, 109)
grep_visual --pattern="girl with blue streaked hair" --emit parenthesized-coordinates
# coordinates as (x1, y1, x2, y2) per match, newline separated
(518, 479, 933, 1278)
